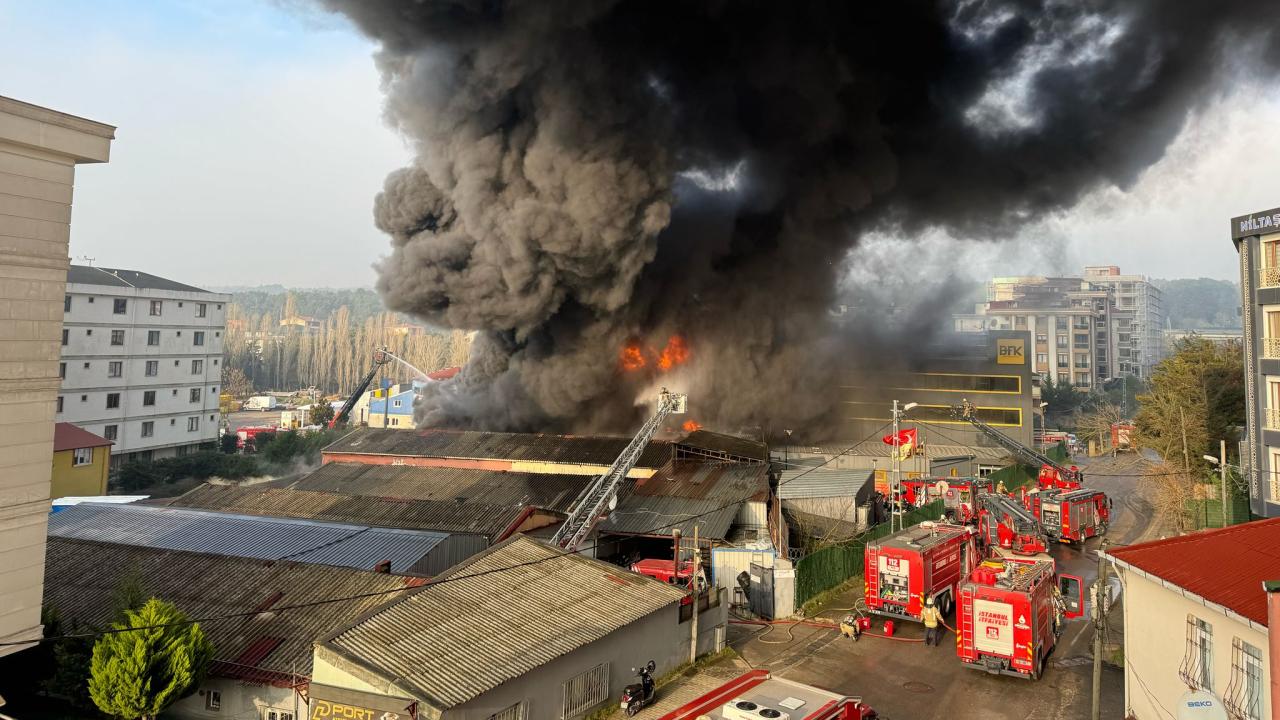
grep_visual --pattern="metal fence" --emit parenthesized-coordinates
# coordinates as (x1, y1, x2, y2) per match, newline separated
(794, 500, 945, 607)
(1188, 471, 1252, 530)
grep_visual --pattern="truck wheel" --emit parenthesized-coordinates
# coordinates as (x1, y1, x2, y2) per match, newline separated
(1032, 652, 1044, 680)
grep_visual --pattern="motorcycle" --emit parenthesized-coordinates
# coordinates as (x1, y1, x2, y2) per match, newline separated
(620, 660, 657, 716)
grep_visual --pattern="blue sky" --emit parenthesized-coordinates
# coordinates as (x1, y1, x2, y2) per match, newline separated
(1, 2, 1276, 288)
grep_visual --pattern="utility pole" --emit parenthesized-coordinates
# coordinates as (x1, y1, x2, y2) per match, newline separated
(1091, 539, 1111, 720)
(891, 400, 901, 533)
(1220, 439, 1229, 526)
(1179, 406, 1191, 471)
(689, 525, 700, 664)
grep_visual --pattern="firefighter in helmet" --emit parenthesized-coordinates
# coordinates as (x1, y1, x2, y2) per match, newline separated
(995, 478, 1007, 495)
(921, 595, 944, 647)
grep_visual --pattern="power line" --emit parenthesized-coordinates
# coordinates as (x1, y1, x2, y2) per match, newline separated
(4, 420, 896, 648)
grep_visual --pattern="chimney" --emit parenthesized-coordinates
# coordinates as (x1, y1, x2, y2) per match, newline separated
(374, 560, 392, 574)
(1265, 581, 1280, 719)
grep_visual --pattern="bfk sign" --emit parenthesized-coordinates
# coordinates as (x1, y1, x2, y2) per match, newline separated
(996, 338, 1025, 365)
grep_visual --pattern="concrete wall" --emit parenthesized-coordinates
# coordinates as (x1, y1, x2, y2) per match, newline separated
(0, 95, 112, 659)
(314, 593, 728, 720)
(173, 678, 301, 720)
(50, 446, 108, 498)
(1118, 567, 1270, 720)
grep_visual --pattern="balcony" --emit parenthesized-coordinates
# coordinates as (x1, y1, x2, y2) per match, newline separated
(1265, 338, 1280, 359)
(1263, 266, 1280, 288)
(1269, 406, 1280, 430)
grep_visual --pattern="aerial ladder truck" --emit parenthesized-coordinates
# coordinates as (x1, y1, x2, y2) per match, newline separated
(951, 400, 1082, 491)
(328, 348, 391, 429)
(551, 389, 688, 552)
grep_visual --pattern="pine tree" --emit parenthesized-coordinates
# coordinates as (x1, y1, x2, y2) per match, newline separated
(88, 598, 214, 720)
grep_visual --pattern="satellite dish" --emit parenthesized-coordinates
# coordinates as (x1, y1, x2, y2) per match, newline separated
(1176, 691, 1227, 720)
(935, 480, 950, 496)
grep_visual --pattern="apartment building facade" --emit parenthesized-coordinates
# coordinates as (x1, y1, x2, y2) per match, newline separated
(58, 266, 230, 469)
(1083, 265, 1165, 376)
(1233, 205, 1280, 516)
(956, 277, 1124, 389)
(0, 95, 113, 658)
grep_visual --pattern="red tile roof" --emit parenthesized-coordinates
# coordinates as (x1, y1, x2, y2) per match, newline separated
(53, 422, 112, 452)
(1107, 518, 1280, 626)
(427, 366, 461, 380)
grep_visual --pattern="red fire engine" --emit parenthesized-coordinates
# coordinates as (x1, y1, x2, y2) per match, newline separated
(235, 425, 276, 451)
(956, 555, 1084, 679)
(864, 522, 978, 621)
(898, 478, 993, 523)
(975, 493, 1048, 556)
(630, 558, 707, 605)
(1024, 487, 1111, 543)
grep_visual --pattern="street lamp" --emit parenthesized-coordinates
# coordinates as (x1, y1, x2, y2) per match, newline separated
(1203, 445, 1238, 526)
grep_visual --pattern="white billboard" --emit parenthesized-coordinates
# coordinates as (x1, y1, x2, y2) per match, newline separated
(973, 598, 1014, 656)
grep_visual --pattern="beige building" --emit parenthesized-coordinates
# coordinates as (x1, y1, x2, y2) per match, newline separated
(1105, 520, 1277, 720)
(0, 96, 113, 658)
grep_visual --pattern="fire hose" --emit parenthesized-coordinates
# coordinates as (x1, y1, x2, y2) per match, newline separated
(728, 617, 926, 643)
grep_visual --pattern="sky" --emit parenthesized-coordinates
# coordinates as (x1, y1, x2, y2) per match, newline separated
(2, 1, 1278, 289)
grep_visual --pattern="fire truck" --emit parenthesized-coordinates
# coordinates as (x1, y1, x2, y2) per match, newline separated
(951, 401, 1084, 491)
(864, 522, 979, 620)
(899, 478, 993, 523)
(975, 492, 1048, 556)
(1024, 487, 1111, 543)
(956, 555, 1084, 679)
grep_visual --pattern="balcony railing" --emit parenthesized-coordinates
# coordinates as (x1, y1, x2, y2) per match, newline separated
(1268, 407, 1280, 430)
(1265, 338, 1280, 359)
(1263, 266, 1280, 288)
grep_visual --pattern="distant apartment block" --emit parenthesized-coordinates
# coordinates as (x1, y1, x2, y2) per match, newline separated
(956, 268, 1163, 387)
(58, 266, 230, 469)
(1232, 205, 1280, 516)
(0, 95, 114, 658)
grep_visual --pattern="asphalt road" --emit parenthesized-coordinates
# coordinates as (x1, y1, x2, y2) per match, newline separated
(730, 451, 1162, 720)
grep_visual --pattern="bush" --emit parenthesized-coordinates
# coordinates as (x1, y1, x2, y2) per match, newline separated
(113, 452, 262, 492)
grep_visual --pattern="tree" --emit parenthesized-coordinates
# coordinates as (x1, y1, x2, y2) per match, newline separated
(1040, 375, 1082, 425)
(310, 400, 335, 427)
(89, 598, 213, 720)
(1134, 337, 1244, 471)
(1076, 402, 1127, 453)
(221, 366, 251, 399)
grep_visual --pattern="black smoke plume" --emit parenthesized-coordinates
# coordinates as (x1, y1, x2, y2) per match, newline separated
(324, 0, 1279, 439)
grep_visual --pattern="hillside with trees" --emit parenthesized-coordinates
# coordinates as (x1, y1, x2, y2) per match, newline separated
(1156, 278, 1241, 329)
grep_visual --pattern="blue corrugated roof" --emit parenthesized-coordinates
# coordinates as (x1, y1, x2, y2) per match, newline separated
(48, 503, 452, 574)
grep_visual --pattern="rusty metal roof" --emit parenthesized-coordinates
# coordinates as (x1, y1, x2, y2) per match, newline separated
(44, 537, 414, 682)
(322, 427, 673, 468)
(322, 535, 686, 710)
(1107, 518, 1280, 627)
(676, 430, 768, 462)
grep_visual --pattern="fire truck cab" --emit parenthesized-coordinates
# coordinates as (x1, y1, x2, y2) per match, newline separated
(957, 556, 1084, 680)
(864, 522, 978, 620)
(630, 559, 707, 592)
(1025, 487, 1110, 543)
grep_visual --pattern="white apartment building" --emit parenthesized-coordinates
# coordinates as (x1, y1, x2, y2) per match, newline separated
(58, 266, 230, 469)
(1083, 265, 1165, 376)
(0, 95, 113, 659)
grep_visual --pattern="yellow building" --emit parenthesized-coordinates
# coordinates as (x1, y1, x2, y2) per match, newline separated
(51, 423, 112, 499)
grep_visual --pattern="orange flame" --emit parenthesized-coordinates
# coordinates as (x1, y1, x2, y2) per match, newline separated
(682, 420, 702, 432)
(657, 335, 690, 371)
(620, 343, 646, 371)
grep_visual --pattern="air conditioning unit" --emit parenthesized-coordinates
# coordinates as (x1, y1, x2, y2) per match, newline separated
(721, 700, 791, 720)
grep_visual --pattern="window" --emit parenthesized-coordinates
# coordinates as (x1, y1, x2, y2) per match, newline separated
(86, 329, 92, 336)
(1182, 615, 1214, 691)
(1035, 333, 1047, 343)
(113, 298, 127, 314)
(217, 303, 222, 309)
(1058, 372, 1069, 385)
(1056, 336, 1068, 348)
(106, 393, 120, 409)
(172, 389, 178, 396)
(485, 703, 524, 720)
(88, 296, 94, 303)
(193, 331, 205, 346)
(1075, 373, 1091, 386)
(59, 362, 66, 379)
(188, 417, 200, 432)
(392, 399, 403, 408)
(143, 391, 156, 406)
(907, 373, 1020, 393)
(190, 388, 201, 403)
(215, 331, 220, 337)
(197, 303, 207, 318)
(83, 362, 90, 369)
(1036, 353, 1048, 364)
(147, 330, 160, 346)
(149, 300, 162, 316)
(146, 360, 158, 376)
(262, 710, 293, 720)
(64, 295, 71, 312)
(56, 396, 63, 413)
(1226, 638, 1265, 720)
(192, 359, 203, 374)
(104, 424, 118, 441)
(81, 395, 86, 402)
(61, 328, 68, 346)
(141, 421, 154, 438)
(1074, 333, 1089, 346)
(1057, 356, 1068, 368)
(170, 418, 176, 425)
(214, 359, 219, 366)
(72, 447, 93, 466)
(108, 361, 122, 378)
(562, 663, 609, 718)
(110, 330, 125, 346)
(204, 690, 221, 711)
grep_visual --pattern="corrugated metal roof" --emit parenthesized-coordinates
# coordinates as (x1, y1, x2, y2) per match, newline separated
(1107, 517, 1280, 627)
(291, 463, 590, 513)
(807, 440, 1010, 462)
(323, 535, 686, 710)
(323, 427, 672, 468)
(45, 538, 413, 681)
(49, 502, 457, 574)
(676, 431, 768, 462)
(601, 493, 739, 541)
(777, 468, 874, 500)
(66, 264, 215, 293)
(170, 485, 526, 539)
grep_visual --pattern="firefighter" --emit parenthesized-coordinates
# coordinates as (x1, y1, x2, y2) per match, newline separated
(995, 478, 1007, 495)
(921, 595, 944, 647)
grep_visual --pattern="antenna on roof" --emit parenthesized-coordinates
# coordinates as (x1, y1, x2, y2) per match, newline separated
(77, 255, 95, 267)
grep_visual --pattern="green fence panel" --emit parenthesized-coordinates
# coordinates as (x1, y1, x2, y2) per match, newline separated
(1046, 441, 1069, 464)
(794, 500, 944, 607)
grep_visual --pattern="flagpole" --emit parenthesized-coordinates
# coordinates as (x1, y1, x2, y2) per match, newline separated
(892, 400, 900, 533)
